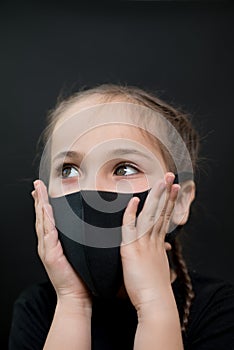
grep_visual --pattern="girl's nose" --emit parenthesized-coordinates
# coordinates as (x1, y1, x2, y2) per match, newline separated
(79, 172, 111, 192)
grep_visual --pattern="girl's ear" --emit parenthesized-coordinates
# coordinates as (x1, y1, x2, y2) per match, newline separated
(172, 180, 196, 225)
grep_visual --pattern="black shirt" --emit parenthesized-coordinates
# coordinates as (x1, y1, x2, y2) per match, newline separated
(9, 271, 234, 350)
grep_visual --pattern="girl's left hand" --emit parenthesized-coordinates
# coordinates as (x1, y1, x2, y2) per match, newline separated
(120, 172, 180, 313)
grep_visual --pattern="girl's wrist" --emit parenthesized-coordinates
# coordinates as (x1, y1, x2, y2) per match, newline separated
(56, 295, 92, 319)
(136, 287, 178, 322)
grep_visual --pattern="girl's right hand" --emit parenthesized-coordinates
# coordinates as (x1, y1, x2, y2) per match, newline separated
(32, 180, 92, 311)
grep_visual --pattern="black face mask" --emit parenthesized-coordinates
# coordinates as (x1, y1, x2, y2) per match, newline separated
(49, 174, 183, 299)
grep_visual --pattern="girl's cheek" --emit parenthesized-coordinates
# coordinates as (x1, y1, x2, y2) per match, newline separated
(114, 177, 150, 193)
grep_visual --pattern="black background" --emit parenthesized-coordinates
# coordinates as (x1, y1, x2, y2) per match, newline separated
(1, 1, 234, 348)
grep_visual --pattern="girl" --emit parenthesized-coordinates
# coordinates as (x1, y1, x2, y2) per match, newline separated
(9, 84, 234, 350)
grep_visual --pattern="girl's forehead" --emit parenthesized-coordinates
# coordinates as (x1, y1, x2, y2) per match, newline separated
(53, 122, 155, 144)
(52, 100, 166, 148)
(51, 121, 165, 165)
(50, 101, 170, 167)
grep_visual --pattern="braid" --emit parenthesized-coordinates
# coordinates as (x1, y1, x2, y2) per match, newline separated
(172, 237, 195, 333)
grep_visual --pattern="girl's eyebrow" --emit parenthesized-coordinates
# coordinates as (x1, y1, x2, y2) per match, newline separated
(52, 151, 84, 163)
(52, 148, 154, 163)
(107, 148, 154, 161)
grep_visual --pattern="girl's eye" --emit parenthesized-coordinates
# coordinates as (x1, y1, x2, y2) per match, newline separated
(114, 163, 139, 176)
(61, 165, 79, 178)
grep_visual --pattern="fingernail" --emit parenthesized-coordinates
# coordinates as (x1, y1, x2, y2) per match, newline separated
(133, 196, 140, 204)
(172, 184, 180, 192)
(166, 173, 175, 184)
(33, 180, 39, 189)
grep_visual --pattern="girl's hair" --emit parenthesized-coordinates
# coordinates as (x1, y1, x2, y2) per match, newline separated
(39, 83, 200, 332)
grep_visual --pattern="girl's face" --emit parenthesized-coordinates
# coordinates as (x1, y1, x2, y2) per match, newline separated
(45, 100, 195, 228)
(48, 116, 168, 198)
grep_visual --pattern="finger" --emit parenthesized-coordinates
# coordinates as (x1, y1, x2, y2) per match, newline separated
(160, 172, 176, 215)
(160, 184, 180, 236)
(35, 180, 49, 206)
(137, 171, 175, 224)
(153, 184, 180, 240)
(33, 188, 43, 239)
(165, 172, 175, 192)
(164, 242, 172, 251)
(156, 172, 175, 222)
(34, 180, 54, 229)
(121, 196, 140, 245)
(33, 180, 51, 254)
(136, 180, 166, 233)
(149, 173, 176, 235)
(135, 172, 175, 238)
(32, 188, 45, 257)
(42, 203, 59, 252)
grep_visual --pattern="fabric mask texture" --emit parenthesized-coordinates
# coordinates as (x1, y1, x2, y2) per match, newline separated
(49, 174, 183, 299)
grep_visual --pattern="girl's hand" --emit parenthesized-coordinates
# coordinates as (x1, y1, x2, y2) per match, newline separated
(120, 172, 180, 313)
(32, 180, 91, 311)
